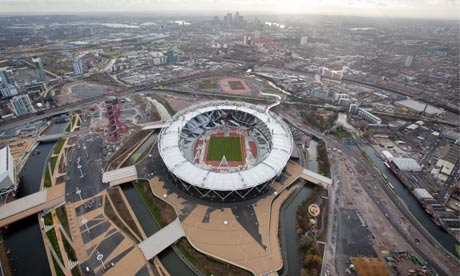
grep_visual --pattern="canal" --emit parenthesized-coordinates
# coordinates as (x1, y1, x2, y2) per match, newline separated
(121, 183, 196, 276)
(120, 130, 196, 276)
(120, 93, 318, 276)
(283, 139, 319, 276)
(362, 144, 459, 257)
(3, 122, 68, 276)
(123, 133, 158, 167)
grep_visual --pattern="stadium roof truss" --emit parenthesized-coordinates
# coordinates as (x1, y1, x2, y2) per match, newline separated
(158, 101, 293, 195)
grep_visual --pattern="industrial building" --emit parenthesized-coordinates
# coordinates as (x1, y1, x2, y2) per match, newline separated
(0, 146, 16, 199)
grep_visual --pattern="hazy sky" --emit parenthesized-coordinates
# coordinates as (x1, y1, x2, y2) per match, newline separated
(0, 0, 459, 19)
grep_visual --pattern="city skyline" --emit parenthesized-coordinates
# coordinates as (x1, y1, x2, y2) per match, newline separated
(0, 5, 458, 276)
(0, 0, 459, 19)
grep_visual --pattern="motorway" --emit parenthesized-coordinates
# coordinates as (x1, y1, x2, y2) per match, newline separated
(283, 116, 458, 276)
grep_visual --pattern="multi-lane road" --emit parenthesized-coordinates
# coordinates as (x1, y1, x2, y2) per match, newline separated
(283, 116, 458, 276)
(0, 67, 255, 133)
(2, 61, 458, 275)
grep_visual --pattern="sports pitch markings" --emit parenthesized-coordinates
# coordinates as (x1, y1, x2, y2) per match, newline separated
(228, 80, 245, 90)
(206, 136, 243, 162)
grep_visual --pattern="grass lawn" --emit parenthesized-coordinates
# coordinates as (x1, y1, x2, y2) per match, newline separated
(263, 88, 281, 94)
(100, 50, 121, 58)
(199, 82, 216, 89)
(54, 139, 65, 155)
(133, 182, 169, 227)
(46, 228, 64, 263)
(56, 206, 70, 238)
(228, 80, 244, 90)
(55, 69, 67, 76)
(44, 213, 53, 225)
(51, 254, 65, 276)
(206, 136, 243, 162)
(44, 168, 52, 188)
(50, 156, 58, 173)
(132, 180, 251, 276)
(65, 115, 77, 133)
(71, 114, 77, 127)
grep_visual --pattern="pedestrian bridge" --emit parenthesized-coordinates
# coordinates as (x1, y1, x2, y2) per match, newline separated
(140, 122, 165, 130)
(299, 168, 332, 190)
(138, 218, 185, 260)
(0, 185, 65, 228)
(102, 165, 138, 187)
(37, 128, 89, 142)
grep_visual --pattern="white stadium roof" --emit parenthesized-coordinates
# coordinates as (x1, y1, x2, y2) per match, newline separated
(158, 101, 293, 191)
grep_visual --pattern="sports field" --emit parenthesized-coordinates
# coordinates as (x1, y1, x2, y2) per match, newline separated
(206, 136, 243, 162)
(228, 80, 245, 90)
(219, 78, 251, 94)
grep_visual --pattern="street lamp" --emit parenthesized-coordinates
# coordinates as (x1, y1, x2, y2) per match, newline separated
(82, 145, 88, 158)
(77, 164, 84, 178)
(76, 188, 83, 203)
(82, 218, 90, 234)
(96, 253, 106, 270)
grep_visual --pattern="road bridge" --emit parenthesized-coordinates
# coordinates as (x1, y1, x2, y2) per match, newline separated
(0, 185, 65, 228)
(37, 128, 90, 142)
(299, 168, 332, 190)
(102, 165, 138, 186)
(138, 218, 185, 260)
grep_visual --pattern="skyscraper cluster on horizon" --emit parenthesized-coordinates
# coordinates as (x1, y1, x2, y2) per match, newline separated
(213, 11, 246, 27)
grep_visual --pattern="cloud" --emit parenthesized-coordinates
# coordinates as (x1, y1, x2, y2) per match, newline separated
(0, 0, 458, 19)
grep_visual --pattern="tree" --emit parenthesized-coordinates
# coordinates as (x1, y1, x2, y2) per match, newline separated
(358, 120, 369, 130)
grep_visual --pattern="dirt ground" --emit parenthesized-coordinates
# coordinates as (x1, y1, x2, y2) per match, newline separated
(327, 148, 459, 276)
(162, 95, 195, 113)
(8, 139, 34, 166)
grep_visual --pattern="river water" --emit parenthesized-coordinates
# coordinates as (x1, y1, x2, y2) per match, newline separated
(362, 145, 459, 257)
(123, 133, 158, 167)
(119, 127, 314, 276)
(121, 183, 196, 275)
(120, 126, 196, 275)
(3, 122, 68, 276)
(283, 139, 318, 276)
(120, 95, 317, 276)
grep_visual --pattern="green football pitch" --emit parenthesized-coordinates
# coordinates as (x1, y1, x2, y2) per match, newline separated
(206, 136, 243, 162)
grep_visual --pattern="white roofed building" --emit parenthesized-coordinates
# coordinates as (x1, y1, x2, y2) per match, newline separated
(157, 101, 293, 202)
(0, 146, 16, 200)
(392, 158, 422, 172)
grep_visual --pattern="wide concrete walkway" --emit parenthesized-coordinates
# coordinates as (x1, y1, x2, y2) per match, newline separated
(300, 168, 333, 189)
(138, 218, 185, 260)
(102, 165, 138, 186)
(0, 185, 65, 227)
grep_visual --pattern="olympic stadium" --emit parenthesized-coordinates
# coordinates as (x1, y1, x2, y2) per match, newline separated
(157, 100, 293, 202)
